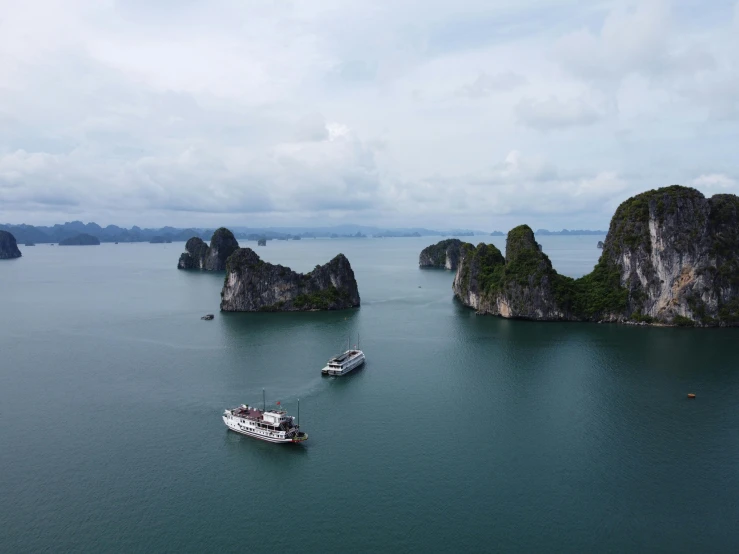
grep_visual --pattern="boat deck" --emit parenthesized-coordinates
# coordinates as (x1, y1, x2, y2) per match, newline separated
(230, 406, 287, 421)
(329, 350, 361, 364)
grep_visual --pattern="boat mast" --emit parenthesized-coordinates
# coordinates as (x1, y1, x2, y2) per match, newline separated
(263, 388, 265, 411)
(297, 398, 300, 427)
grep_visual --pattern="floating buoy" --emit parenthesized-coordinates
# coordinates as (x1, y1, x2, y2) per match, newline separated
(687, 393, 696, 399)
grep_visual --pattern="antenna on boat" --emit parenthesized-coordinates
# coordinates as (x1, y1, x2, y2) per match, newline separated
(297, 398, 300, 427)
(263, 388, 266, 412)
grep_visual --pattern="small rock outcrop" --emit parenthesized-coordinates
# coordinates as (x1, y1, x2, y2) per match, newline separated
(453, 186, 739, 326)
(419, 239, 472, 270)
(220, 249, 360, 312)
(178, 228, 239, 270)
(0, 231, 22, 259)
(59, 233, 100, 246)
(597, 241, 604, 249)
(257, 238, 267, 246)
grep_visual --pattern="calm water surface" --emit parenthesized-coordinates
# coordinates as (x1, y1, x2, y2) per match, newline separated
(1, 236, 738, 553)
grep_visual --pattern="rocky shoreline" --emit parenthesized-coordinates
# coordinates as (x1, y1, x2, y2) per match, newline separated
(451, 186, 739, 327)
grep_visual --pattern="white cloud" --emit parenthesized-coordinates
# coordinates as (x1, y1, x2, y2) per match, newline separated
(515, 96, 607, 130)
(0, 0, 738, 230)
(456, 72, 527, 98)
(0, 121, 386, 217)
(388, 150, 631, 228)
(555, 0, 713, 86)
(691, 173, 737, 190)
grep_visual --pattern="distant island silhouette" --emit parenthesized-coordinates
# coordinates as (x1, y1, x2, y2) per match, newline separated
(0, 220, 609, 245)
(535, 229, 607, 235)
(0, 221, 517, 243)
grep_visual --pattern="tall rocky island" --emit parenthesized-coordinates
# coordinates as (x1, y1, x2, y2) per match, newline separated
(0, 230, 22, 259)
(419, 239, 472, 270)
(178, 228, 239, 271)
(453, 186, 739, 326)
(220, 249, 360, 311)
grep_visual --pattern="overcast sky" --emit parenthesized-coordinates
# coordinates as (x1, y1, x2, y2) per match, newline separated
(1, 0, 738, 230)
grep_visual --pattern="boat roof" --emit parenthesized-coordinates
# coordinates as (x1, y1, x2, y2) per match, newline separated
(329, 350, 362, 363)
(232, 406, 263, 419)
(230, 406, 288, 420)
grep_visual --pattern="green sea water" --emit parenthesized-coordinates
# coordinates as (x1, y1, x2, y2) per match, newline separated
(1, 237, 738, 553)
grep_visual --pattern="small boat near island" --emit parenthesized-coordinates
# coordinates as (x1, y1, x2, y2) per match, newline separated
(223, 392, 307, 444)
(321, 338, 365, 376)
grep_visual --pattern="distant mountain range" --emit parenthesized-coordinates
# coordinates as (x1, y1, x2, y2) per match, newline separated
(0, 221, 489, 244)
(0, 221, 608, 244)
(535, 229, 607, 235)
(0, 222, 213, 244)
(229, 225, 483, 238)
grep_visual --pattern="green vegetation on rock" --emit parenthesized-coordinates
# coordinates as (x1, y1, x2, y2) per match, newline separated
(566, 257, 628, 318)
(294, 286, 351, 310)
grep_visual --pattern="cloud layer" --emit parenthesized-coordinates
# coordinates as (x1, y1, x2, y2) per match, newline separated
(1, 0, 738, 229)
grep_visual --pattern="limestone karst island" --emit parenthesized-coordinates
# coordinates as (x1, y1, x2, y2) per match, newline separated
(418, 239, 467, 270)
(178, 227, 240, 271)
(421, 186, 739, 327)
(178, 227, 360, 312)
(0, 230, 22, 259)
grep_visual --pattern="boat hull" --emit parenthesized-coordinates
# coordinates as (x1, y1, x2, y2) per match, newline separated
(223, 417, 307, 443)
(321, 354, 365, 376)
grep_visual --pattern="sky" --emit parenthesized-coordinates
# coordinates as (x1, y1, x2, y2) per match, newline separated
(1, 0, 738, 231)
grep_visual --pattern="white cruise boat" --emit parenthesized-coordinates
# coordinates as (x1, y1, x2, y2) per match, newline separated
(223, 400, 307, 444)
(321, 348, 365, 376)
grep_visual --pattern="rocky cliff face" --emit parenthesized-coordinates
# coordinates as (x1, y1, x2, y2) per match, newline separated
(419, 239, 472, 270)
(220, 249, 360, 311)
(178, 228, 239, 270)
(453, 186, 739, 326)
(597, 186, 739, 325)
(0, 230, 22, 259)
(453, 226, 570, 320)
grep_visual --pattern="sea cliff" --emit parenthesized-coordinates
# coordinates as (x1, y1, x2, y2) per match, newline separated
(419, 239, 472, 270)
(178, 228, 239, 271)
(0, 230, 22, 259)
(220, 249, 360, 311)
(453, 186, 739, 326)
